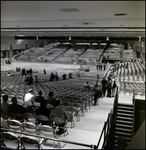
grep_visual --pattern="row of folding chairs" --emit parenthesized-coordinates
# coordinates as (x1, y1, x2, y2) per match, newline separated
(1, 115, 69, 149)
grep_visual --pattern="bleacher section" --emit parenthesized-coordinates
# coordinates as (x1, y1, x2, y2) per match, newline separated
(34, 44, 71, 62)
(78, 45, 104, 65)
(54, 45, 87, 64)
(17, 45, 53, 61)
(103, 47, 121, 61)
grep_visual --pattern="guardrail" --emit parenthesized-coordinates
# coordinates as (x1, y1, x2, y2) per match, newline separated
(96, 87, 119, 149)
(1, 128, 97, 149)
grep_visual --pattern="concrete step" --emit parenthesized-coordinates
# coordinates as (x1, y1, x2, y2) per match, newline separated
(116, 120, 133, 125)
(118, 103, 133, 107)
(117, 105, 133, 111)
(117, 112, 133, 117)
(114, 135, 132, 142)
(115, 131, 133, 137)
(116, 116, 133, 121)
(115, 123, 133, 129)
(117, 109, 133, 114)
(115, 127, 133, 133)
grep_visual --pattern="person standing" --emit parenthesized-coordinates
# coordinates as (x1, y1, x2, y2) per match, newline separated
(112, 77, 117, 97)
(44, 68, 46, 74)
(93, 86, 102, 106)
(107, 77, 112, 97)
(101, 77, 107, 97)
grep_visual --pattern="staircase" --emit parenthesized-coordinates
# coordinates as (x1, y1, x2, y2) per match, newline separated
(113, 103, 134, 149)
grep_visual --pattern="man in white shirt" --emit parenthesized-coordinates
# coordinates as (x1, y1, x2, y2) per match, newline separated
(24, 89, 34, 102)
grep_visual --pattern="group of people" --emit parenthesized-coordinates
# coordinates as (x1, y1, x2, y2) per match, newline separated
(101, 76, 117, 98)
(1, 89, 69, 135)
(96, 63, 106, 71)
(50, 72, 59, 81)
(83, 75, 117, 106)
(21, 68, 33, 76)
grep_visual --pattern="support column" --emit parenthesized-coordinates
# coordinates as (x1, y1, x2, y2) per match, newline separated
(6, 50, 9, 58)
(120, 44, 124, 61)
(1, 52, 4, 58)
(25, 43, 28, 50)
(44, 41, 47, 46)
(128, 42, 131, 49)
(9, 44, 13, 61)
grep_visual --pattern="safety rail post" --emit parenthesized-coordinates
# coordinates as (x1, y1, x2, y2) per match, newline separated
(132, 90, 135, 136)
(96, 122, 106, 149)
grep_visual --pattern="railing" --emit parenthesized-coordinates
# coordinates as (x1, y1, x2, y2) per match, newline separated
(1, 128, 97, 149)
(132, 90, 136, 135)
(96, 87, 119, 149)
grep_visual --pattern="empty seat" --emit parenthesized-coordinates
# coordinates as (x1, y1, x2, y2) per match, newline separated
(2, 131, 20, 149)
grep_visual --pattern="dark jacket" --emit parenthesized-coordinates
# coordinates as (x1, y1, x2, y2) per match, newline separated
(46, 96, 56, 107)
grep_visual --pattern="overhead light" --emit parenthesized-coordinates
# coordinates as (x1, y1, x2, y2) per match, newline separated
(114, 13, 127, 16)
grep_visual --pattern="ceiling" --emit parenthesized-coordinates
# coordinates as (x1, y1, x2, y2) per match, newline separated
(1, 1, 145, 38)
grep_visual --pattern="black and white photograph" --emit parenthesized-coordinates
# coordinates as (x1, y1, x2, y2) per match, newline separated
(1, 1, 145, 149)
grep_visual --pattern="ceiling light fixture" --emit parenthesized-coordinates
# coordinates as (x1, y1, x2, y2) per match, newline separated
(114, 13, 127, 16)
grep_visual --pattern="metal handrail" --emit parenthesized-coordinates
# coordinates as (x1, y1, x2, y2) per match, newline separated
(0, 128, 96, 149)
(96, 87, 119, 149)
(132, 90, 136, 135)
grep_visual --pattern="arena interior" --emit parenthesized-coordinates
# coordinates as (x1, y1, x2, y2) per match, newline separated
(1, 1, 145, 149)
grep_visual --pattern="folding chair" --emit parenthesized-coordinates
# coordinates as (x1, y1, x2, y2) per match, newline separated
(51, 117, 69, 137)
(2, 131, 20, 149)
(38, 124, 59, 148)
(6, 119, 22, 136)
(23, 112, 36, 124)
(73, 102, 84, 117)
(20, 135, 43, 149)
(22, 121, 38, 136)
(67, 106, 80, 122)
(67, 111, 75, 128)
(37, 115, 52, 126)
